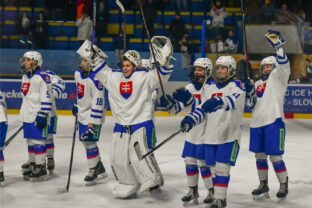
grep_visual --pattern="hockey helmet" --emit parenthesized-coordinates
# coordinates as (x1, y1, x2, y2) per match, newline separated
(213, 56, 236, 83)
(260, 56, 277, 79)
(22, 51, 43, 67)
(123, 50, 142, 68)
(193, 58, 213, 76)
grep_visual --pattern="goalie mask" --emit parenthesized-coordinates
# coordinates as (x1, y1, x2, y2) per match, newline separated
(259, 56, 277, 80)
(20, 51, 43, 72)
(123, 50, 142, 68)
(213, 56, 236, 83)
(190, 58, 213, 85)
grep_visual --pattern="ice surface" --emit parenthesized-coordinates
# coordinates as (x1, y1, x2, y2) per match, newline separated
(1, 115, 312, 208)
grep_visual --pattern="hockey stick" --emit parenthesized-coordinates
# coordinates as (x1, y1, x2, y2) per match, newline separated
(137, 0, 166, 98)
(240, 0, 250, 79)
(92, 0, 97, 45)
(0, 125, 23, 151)
(135, 126, 186, 161)
(57, 116, 78, 193)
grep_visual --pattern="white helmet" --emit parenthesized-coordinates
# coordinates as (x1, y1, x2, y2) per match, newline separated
(214, 56, 236, 82)
(23, 51, 43, 67)
(193, 58, 213, 76)
(260, 56, 277, 68)
(123, 50, 142, 67)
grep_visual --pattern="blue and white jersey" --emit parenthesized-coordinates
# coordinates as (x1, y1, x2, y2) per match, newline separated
(250, 48, 290, 128)
(74, 70, 105, 125)
(191, 80, 245, 145)
(20, 69, 52, 123)
(46, 70, 65, 117)
(92, 61, 173, 125)
(0, 91, 7, 122)
(172, 79, 215, 144)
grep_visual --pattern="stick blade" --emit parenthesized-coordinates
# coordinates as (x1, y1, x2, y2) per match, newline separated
(55, 187, 69, 194)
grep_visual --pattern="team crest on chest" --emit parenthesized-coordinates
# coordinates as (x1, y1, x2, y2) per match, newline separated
(211, 92, 223, 98)
(21, 82, 30, 95)
(77, 82, 85, 99)
(120, 81, 133, 99)
(256, 82, 266, 98)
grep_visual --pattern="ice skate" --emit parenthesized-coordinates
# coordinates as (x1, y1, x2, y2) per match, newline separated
(252, 179, 270, 200)
(0, 171, 5, 186)
(149, 184, 162, 195)
(46, 158, 55, 175)
(277, 177, 288, 201)
(203, 188, 214, 204)
(22, 162, 35, 181)
(208, 198, 227, 208)
(84, 161, 107, 186)
(29, 164, 47, 182)
(181, 186, 199, 207)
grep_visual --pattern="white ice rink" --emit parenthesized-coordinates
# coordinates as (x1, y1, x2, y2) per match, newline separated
(1, 115, 312, 208)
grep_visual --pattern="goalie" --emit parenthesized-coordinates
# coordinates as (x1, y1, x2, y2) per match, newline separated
(77, 36, 174, 198)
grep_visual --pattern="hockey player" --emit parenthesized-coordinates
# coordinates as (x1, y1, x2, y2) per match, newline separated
(19, 51, 52, 181)
(0, 91, 8, 185)
(44, 70, 65, 175)
(72, 53, 107, 186)
(77, 36, 174, 198)
(161, 58, 215, 205)
(180, 56, 245, 208)
(245, 30, 290, 201)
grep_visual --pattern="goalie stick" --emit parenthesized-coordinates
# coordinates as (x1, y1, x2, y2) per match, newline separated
(134, 126, 186, 161)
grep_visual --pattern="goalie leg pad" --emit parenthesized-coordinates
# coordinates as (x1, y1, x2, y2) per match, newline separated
(129, 127, 163, 193)
(110, 132, 139, 198)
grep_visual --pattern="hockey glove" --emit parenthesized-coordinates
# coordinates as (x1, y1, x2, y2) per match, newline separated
(35, 111, 48, 129)
(72, 103, 78, 117)
(202, 97, 224, 113)
(81, 126, 96, 140)
(180, 115, 196, 132)
(173, 88, 194, 107)
(244, 79, 255, 96)
(265, 30, 285, 49)
(160, 94, 175, 109)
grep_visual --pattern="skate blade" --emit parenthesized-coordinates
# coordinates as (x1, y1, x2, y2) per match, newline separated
(183, 199, 199, 207)
(253, 192, 270, 200)
(97, 172, 108, 181)
(48, 170, 54, 175)
(29, 175, 48, 182)
(277, 196, 287, 202)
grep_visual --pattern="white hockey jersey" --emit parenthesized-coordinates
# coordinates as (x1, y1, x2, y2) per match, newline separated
(93, 61, 173, 125)
(46, 70, 65, 117)
(250, 48, 290, 128)
(172, 79, 215, 144)
(74, 70, 105, 125)
(20, 69, 52, 123)
(194, 80, 246, 145)
(0, 91, 8, 122)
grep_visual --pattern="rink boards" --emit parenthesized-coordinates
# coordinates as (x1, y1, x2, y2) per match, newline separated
(1, 79, 312, 119)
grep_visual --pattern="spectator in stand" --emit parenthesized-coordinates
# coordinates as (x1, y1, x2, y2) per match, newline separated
(224, 30, 238, 53)
(18, 12, 32, 48)
(179, 34, 192, 70)
(97, 0, 109, 37)
(64, 0, 76, 21)
(75, 12, 93, 43)
(143, 0, 157, 37)
(209, 35, 224, 53)
(235, 54, 253, 82)
(210, 1, 227, 39)
(259, 0, 275, 24)
(169, 13, 186, 51)
(33, 12, 48, 49)
(76, 0, 91, 19)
